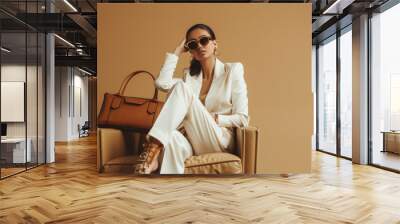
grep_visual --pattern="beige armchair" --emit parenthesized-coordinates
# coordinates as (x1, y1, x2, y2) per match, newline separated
(97, 126, 259, 174)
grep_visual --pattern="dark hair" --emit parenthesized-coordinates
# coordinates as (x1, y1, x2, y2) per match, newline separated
(185, 24, 216, 77)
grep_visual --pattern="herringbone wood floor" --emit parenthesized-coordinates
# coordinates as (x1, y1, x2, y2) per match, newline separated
(1, 135, 400, 224)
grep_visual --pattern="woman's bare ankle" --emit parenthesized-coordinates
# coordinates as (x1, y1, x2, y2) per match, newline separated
(151, 158, 159, 172)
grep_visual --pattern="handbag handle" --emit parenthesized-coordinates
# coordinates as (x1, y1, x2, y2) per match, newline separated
(118, 70, 158, 100)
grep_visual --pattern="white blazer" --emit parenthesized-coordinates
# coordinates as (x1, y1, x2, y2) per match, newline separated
(155, 52, 249, 128)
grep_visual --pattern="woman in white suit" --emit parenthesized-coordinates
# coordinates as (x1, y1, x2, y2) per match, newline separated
(135, 24, 249, 174)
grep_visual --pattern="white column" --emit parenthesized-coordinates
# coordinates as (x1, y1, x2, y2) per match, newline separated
(46, 32, 55, 163)
(45, 0, 56, 163)
(352, 14, 369, 164)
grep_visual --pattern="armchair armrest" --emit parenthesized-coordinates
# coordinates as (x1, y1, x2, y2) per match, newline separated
(97, 128, 127, 173)
(235, 126, 259, 175)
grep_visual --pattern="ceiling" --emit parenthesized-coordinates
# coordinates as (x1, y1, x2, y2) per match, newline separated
(0, 0, 394, 75)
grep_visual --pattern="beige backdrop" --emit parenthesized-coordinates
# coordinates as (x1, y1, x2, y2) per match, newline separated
(97, 3, 312, 174)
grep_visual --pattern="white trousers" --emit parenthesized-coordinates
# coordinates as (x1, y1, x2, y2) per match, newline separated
(148, 81, 234, 174)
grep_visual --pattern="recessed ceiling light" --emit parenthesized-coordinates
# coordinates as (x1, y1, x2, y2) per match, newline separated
(54, 34, 75, 48)
(63, 0, 78, 12)
(77, 67, 93, 76)
(1, 47, 11, 53)
(323, 0, 355, 15)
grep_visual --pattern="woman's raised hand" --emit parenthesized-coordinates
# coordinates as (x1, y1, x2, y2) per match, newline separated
(173, 38, 188, 57)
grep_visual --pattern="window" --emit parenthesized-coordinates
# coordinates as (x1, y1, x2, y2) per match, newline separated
(340, 28, 352, 158)
(370, 3, 400, 171)
(317, 35, 337, 154)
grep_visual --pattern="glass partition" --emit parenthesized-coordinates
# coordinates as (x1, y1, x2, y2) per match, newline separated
(1, 31, 28, 177)
(0, 1, 46, 179)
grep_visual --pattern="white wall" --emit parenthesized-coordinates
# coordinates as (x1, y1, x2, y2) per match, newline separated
(1, 65, 26, 137)
(1, 65, 36, 137)
(55, 67, 69, 141)
(54, 67, 89, 141)
(72, 73, 89, 138)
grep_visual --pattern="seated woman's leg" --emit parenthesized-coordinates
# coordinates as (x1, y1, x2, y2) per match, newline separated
(159, 130, 193, 174)
(135, 81, 195, 174)
(148, 80, 195, 146)
(183, 98, 235, 155)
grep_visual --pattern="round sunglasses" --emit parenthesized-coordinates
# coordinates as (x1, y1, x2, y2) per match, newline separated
(184, 36, 213, 51)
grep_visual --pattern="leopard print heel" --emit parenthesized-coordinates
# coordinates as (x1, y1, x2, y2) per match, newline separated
(134, 142, 162, 175)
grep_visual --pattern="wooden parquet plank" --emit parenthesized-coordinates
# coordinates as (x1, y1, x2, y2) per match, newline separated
(0, 135, 400, 223)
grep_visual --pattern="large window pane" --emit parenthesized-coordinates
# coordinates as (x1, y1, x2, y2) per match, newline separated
(371, 4, 400, 171)
(318, 36, 337, 154)
(340, 28, 352, 158)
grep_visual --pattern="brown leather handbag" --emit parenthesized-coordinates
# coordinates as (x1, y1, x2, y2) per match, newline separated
(98, 70, 164, 132)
